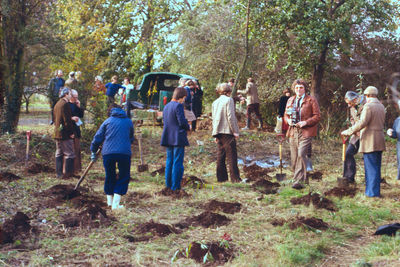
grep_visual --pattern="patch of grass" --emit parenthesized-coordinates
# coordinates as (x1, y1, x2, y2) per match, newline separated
(361, 234, 400, 261)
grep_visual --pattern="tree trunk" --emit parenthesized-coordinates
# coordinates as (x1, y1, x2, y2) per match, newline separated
(310, 41, 329, 100)
(232, 0, 251, 96)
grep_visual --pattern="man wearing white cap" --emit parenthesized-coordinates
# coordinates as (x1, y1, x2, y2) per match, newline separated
(341, 86, 385, 197)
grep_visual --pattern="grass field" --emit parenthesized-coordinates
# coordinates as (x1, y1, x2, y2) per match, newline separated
(1, 111, 399, 266)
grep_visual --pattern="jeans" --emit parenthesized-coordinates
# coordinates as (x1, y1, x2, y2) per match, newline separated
(165, 146, 185, 190)
(397, 142, 400, 180)
(102, 154, 131, 195)
(363, 151, 382, 197)
(343, 140, 360, 181)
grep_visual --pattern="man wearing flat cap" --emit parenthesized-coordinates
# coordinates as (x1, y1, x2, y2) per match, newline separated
(53, 87, 77, 179)
(341, 86, 385, 197)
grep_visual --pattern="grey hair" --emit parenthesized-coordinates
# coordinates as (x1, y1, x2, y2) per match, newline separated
(70, 89, 78, 97)
(216, 83, 232, 95)
(345, 91, 359, 101)
(95, 75, 103, 82)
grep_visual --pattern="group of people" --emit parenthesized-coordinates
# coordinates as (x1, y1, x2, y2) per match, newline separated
(50, 69, 394, 211)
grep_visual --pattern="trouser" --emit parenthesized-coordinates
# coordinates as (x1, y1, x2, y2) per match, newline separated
(363, 151, 382, 197)
(55, 139, 75, 159)
(125, 101, 131, 118)
(165, 146, 185, 191)
(107, 96, 115, 106)
(289, 128, 312, 184)
(343, 140, 360, 181)
(73, 138, 82, 173)
(216, 134, 241, 182)
(49, 97, 58, 122)
(246, 103, 262, 120)
(103, 154, 131, 195)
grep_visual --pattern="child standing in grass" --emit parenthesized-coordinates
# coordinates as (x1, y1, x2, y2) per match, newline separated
(161, 87, 190, 192)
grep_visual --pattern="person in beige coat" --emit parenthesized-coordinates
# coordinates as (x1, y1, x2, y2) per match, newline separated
(212, 83, 241, 182)
(341, 86, 385, 197)
(238, 78, 263, 130)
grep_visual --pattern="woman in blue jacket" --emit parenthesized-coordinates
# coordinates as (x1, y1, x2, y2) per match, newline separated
(161, 87, 190, 191)
(91, 104, 134, 210)
(387, 100, 400, 180)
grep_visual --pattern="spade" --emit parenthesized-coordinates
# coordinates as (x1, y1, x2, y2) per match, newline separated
(275, 134, 286, 181)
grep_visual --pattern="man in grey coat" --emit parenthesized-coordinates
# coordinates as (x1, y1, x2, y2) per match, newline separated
(238, 78, 263, 130)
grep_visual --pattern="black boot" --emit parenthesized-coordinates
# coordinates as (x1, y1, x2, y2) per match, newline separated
(63, 158, 75, 179)
(192, 120, 197, 131)
(55, 156, 63, 178)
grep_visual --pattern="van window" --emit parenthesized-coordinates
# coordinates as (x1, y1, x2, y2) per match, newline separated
(163, 79, 179, 88)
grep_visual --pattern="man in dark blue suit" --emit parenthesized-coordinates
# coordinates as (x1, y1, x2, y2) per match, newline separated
(161, 87, 190, 191)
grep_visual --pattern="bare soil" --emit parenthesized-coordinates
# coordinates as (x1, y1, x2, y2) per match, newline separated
(289, 216, 329, 230)
(203, 200, 242, 214)
(197, 118, 212, 130)
(0, 212, 34, 244)
(27, 162, 54, 174)
(157, 187, 190, 199)
(308, 171, 323, 180)
(0, 171, 21, 182)
(135, 220, 181, 237)
(324, 186, 358, 198)
(252, 179, 280, 194)
(41, 184, 83, 207)
(243, 164, 273, 181)
(61, 203, 113, 228)
(181, 175, 206, 189)
(150, 166, 165, 176)
(174, 211, 231, 229)
(290, 192, 338, 211)
(186, 241, 235, 265)
(270, 218, 286, 226)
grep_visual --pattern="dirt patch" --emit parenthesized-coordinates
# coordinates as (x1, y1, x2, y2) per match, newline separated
(185, 241, 234, 265)
(61, 203, 113, 228)
(181, 175, 206, 189)
(124, 192, 152, 204)
(27, 163, 54, 174)
(290, 192, 337, 212)
(289, 216, 329, 230)
(252, 179, 280, 194)
(243, 164, 273, 181)
(325, 186, 357, 198)
(136, 220, 181, 237)
(0, 171, 22, 182)
(41, 184, 83, 207)
(69, 195, 107, 209)
(308, 171, 323, 180)
(203, 200, 241, 214)
(0, 212, 34, 244)
(157, 187, 190, 199)
(174, 211, 231, 229)
(270, 218, 286, 226)
(197, 118, 212, 130)
(150, 166, 165, 177)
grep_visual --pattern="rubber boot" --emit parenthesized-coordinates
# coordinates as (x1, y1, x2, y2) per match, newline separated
(112, 194, 124, 210)
(106, 195, 113, 207)
(242, 117, 251, 130)
(63, 158, 75, 179)
(306, 157, 313, 172)
(192, 120, 197, 132)
(257, 119, 263, 130)
(55, 156, 63, 178)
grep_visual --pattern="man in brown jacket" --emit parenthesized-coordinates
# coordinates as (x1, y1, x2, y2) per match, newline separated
(238, 78, 263, 130)
(284, 79, 321, 189)
(341, 86, 385, 197)
(53, 87, 76, 179)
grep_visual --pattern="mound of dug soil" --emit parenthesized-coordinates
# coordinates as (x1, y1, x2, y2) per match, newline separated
(203, 200, 241, 214)
(252, 179, 280, 194)
(325, 186, 357, 198)
(270, 218, 286, 226)
(157, 187, 190, 199)
(175, 211, 231, 229)
(41, 184, 83, 207)
(61, 203, 113, 228)
(69, 195, 107, 209)
(308, 171, 323, 180)
(27, 163, 54, 174)
(181, 175, 206, 189)
(150, 166, 165, 177)
(243, 164, 273, 181)
(186, 241, 234, 265)
(290, 192, 337, 211)
(125, 192, 152, 203)
(0, 212, 34, 244)
(136, 220, 181, 237)
(197, 118, 212, 130)
(0, 172, 21, 182)
(289, 216, 329, 230)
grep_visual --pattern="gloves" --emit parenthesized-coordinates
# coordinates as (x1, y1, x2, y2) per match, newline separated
(341, 129, 352, 136)
(387, 129, 393, 137)
(91, 152, 97, 162)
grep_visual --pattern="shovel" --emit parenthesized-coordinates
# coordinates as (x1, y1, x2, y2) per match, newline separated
(25, 131, 32, 169)
(74, 147, 102, 190)
(276, 134, 286, 181)
(337, 134, 349, 186)
(137, 128, 148, 172)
